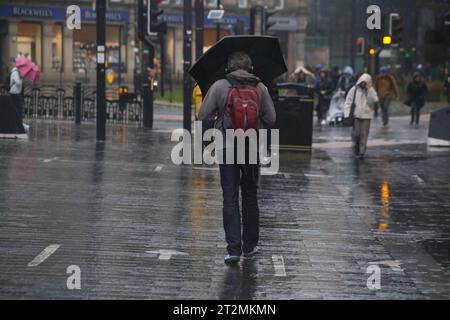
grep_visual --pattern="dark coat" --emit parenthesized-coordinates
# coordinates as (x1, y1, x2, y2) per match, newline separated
(407, 81, 428, 109)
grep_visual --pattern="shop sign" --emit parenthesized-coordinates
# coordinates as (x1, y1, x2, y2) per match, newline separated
(0, 4, 129, 22)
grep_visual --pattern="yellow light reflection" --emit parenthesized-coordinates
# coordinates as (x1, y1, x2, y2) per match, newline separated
(378, 181, 390, 231)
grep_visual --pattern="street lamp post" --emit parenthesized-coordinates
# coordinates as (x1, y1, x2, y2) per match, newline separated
(183, 0, 193, 132)
(216, 0, 221, 41)
(96, 0, 106, 141)
(195, 0, 204, 61)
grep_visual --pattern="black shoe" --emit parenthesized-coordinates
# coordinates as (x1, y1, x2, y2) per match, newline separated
(224, 254, 240, 264)
(243, 247, 259, 258)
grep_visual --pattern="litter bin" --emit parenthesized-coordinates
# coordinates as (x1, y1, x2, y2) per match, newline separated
(0, 95, 26, 137)
(271, 83, 314, 151)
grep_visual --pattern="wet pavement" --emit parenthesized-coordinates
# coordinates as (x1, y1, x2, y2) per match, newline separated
(0, 108, 449, 299)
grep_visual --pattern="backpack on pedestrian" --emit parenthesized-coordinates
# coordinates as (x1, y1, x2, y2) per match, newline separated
(223, 75, 260, 131)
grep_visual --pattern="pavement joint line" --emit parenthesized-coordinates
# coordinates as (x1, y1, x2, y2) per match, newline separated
(27, 244, 60, 267)
(154, 165, 163, 172)
(272, 255, 287, 277)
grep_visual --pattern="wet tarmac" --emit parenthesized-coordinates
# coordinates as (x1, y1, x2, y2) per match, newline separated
(0, 112, 449, 299)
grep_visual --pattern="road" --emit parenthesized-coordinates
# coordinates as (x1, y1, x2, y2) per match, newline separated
(0, 107, 449, 299)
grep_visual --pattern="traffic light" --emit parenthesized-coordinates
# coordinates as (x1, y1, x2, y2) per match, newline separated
(261, 7, 277, 35)
(369, 48, 376, 56)
(356, 37, 365, 56)
(390, 13, 403, 45)
(383, 36, 392, 45)
(444, 11, 450, 45)
(149, 0, 164, 35)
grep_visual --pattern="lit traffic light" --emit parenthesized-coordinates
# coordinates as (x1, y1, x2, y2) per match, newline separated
(369, 48, 376, 56)
(356, 37, 365, 56)
(383, 36, 392, 45)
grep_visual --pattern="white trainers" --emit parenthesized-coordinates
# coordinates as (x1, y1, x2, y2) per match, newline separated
(224, 254, 240, 264)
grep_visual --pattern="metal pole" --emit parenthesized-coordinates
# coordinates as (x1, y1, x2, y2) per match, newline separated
(350, 0, 356, 69)
(216, 0, 221, 42)
(183, 0, 193, 132)
(195, 0, 204, 61)
(143, 45, 154, 129)
(96, 0, 106, 141)
(75, 81, 82, 124)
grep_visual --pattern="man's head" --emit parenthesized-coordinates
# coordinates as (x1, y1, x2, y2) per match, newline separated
(227, 51, 253, 73)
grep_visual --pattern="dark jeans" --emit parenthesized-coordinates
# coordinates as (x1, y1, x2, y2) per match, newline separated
(379, 98, 391, 125)
(411, 102, 422, 125)
(10, 94, 23, 124)
(219, 163, 259, 256)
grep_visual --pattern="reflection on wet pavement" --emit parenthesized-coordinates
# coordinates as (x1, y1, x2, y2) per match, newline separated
(0, 116, 449, 299)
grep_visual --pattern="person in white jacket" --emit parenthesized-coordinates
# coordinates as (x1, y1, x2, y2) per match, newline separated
(344, 73, 379, 158)
(9, 65, 24, 124)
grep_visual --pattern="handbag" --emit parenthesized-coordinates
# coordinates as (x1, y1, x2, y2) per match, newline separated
(343, 87, 357, 127)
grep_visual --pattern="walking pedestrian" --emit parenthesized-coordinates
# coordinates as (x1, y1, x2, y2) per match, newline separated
(444, 75, 450, 104)
(315, 70, 334, 126)
(407, 73, 428, 126)
(374, 66, 399, 126)
(337, 66, 357, 97)
(198, 51, 276, 264)
(344, 73, 379, 158)
(8, 62, 24, 124)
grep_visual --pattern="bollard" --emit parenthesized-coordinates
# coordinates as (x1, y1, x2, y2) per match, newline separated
(74, 81, 82, 124)
(142, 83, 153, 129)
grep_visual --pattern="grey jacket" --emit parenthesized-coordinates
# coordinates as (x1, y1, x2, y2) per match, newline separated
(198, 69, 276, 129)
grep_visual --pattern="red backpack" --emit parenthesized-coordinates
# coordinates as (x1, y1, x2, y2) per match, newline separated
(224, 78, 260, 131)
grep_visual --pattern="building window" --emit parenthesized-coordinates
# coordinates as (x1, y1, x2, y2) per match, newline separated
(73, 25, 126, 80)
(17, 22, 42, 66)
(52, 24, 63, 72)
(238, 0, 248, 9)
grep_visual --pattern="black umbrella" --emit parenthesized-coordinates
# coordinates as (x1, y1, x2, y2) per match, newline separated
(189, 35, 287, 95)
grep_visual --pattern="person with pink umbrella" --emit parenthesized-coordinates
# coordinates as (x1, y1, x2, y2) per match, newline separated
(9, 56, 40, 132)
(8, 59, 24, 126)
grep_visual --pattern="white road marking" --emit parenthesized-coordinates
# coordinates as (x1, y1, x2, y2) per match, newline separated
(146, 249, 189, 260)
(283, 173, 291, 179)
(193, 167, 219, 171)
(43, 157, 59, 163)
(368, 260, 403, 272)
(272, 255, 287, 277)
(304, 173, 333, 178)
(412, 175, 424, 184)
(154, 165, 163, 172)
(27, 244, 60, 267)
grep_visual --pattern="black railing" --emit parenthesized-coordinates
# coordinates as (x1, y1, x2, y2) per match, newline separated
(0, 85, 142, 125)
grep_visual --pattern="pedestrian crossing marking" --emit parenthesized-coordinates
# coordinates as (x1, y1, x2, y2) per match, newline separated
(27, 244, 60, 267)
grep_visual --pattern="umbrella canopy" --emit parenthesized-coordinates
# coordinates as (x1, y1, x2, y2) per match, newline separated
(189, 35, 287, 95)
(15, 56, 40, 83)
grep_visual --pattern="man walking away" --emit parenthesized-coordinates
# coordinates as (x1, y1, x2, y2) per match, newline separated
(315, 70, 334, 126)
(374, 66, 399, 126)
(407, 73, 428, 126)
(9, 63, 24, 124)
(344, 73, 379, 159)
(198, 51, 276, 264)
